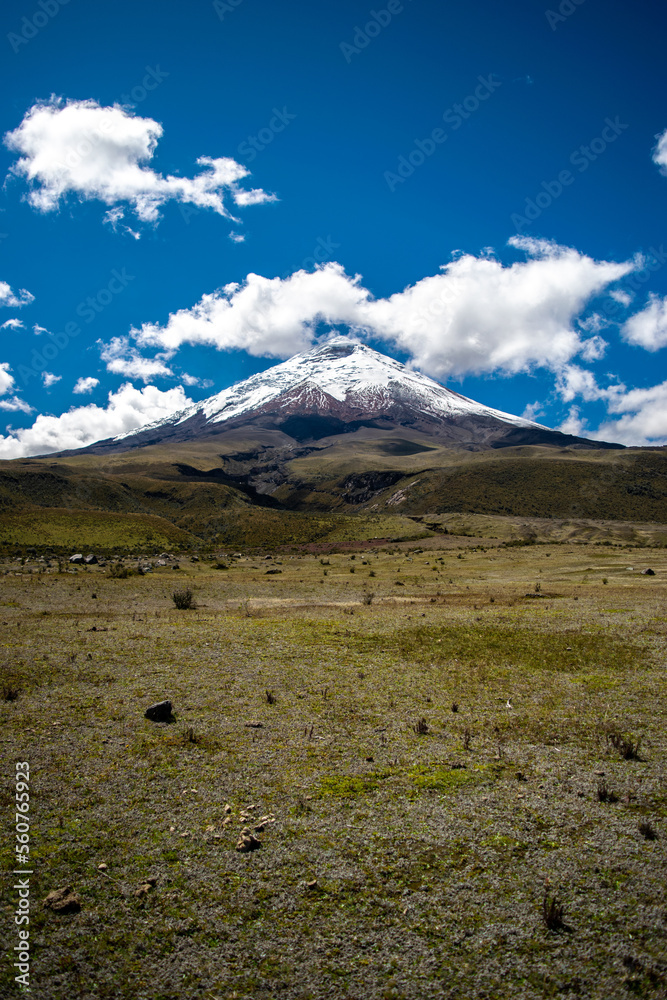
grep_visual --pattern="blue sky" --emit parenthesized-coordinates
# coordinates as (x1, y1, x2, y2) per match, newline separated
(1, 0, 667, 455)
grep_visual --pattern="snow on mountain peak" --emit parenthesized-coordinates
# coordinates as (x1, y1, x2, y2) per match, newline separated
(113, 336, 544, 442)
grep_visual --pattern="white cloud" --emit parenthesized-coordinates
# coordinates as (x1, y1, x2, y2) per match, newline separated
(652, 128, 667, 174)
(4, 98, 276, 228)
(99, 337, 173, 381)
(133, 262, 369, 360)
(0, 382, 192, 459)
(359, 237, 633, 378)
(0, 362, 31, 412)
(73, 376, 99, 394)
(180, 373, 200, 386)
(42, 372, 62, 387)
(555, 364, 618, 404)
(130, 239, 635, 379)
(558, 405, 587, 437)
(521, 401, 544, 422)
(0, 281, 34, 309)
(0, 396, 33, 413)
(621, 294, 667, 351)
(1, 319, 24, 330)
(596, 380, 667, 446)
(610, 288, 632, 307)
(0, 362, 16, 395)
(33, 324, 48, 335)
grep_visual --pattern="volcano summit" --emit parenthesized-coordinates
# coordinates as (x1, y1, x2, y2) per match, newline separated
(82, 338, 616, 454)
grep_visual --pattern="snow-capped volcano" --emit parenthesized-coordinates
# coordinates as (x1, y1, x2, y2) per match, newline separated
(76, 336, 612, 456)
(106, 337, 557, 450)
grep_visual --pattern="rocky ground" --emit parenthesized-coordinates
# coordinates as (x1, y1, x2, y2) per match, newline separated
(1, 536, 666, 999)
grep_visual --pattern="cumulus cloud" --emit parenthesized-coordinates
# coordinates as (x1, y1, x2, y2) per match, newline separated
(0, 362, 31, 412)
(133, 263, 369, 360)
(359, 238, 632, 378)
(0, 396, 33, 413)
(131, 239, 635, 379)
(596, 380, 667, 446)
(558, 405, 588, 437)
(0, 382, 192, 459)
(0, 362, 16, 395)
(0, 281, 34, 308)
(1, 319, 24, 330)
(42, 372, 62, 387)
(73, 376, 100, 394)
(652, 128, 667, 174)
(4, 99, 276, 228)
(99, 337, 173, 381)
(621, 294, 667, 351)
(555, 365, 617, 404)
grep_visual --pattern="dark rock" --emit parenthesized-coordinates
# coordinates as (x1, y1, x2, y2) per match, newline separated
(69, 553, 84, 564)
(84, 553, 98, 564)
(145, 700, 173, 722)
(641, 568, 656, 576)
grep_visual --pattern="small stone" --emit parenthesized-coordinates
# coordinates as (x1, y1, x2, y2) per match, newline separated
(222, 816, 232, 826)
(642, 568, 656, 576)
(254, 823, 266, 833)
(43, 887, 81, 914)
(594, 770, 605, 776)
(97, 863, 108, 871)
(144, 700, 173, 722)
(223, 804, 232, 814)
(306, 879, 318, 890)
(245, 721, 263, 728)
(236, 829, 262, 852)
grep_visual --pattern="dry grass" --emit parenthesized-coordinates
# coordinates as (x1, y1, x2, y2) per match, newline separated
(1, 538, 666, 998)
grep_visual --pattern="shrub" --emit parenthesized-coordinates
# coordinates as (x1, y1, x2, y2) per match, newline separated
(542, 893, 567, 931)
(413, 717, 429, 735)
(108, 564, 133, 579)
(608, 731, 642, 761)
(638, 820, 657, 840)
(597, 780, 618, 803)
(362, 589, 374, 605)
(172, 588, 195, 610)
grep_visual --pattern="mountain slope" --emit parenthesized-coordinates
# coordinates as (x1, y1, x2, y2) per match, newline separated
(76, 338, 617, 453)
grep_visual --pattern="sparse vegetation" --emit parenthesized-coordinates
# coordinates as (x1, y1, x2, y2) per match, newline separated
(0, 524, 665, 999)
(542, 892, 568, 932)
(172, 587, 195, 610)
(608, 730, 643, 761)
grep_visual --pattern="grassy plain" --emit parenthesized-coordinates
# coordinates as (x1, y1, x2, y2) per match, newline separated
(1, 530, 666, 999)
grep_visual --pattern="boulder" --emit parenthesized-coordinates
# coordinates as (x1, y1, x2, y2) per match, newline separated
(642, 568, 656, 576)
(84, 554, 98, 565)
(144, 700, 174, 722)
(69, 554, 84, 564)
